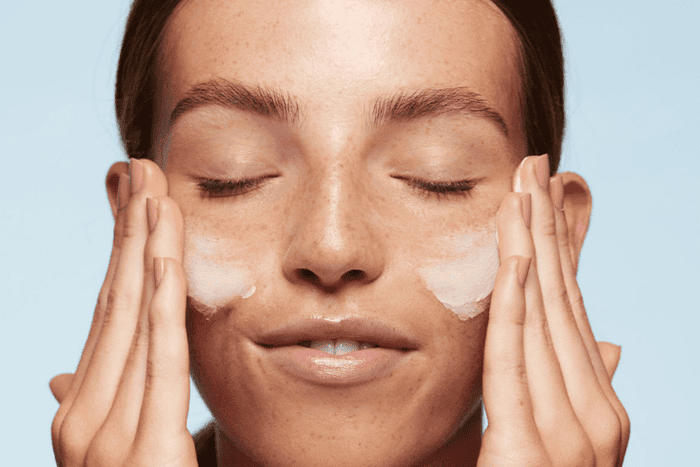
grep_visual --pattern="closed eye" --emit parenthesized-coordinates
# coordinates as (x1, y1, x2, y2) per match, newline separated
(392, 176, 480, 201)
(197, 175, 279, 198)
(196, 174, 478, 201)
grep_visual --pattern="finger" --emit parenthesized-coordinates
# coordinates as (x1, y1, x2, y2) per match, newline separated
(597, 342, 621, 380)
(482, 255, 539, 442)
(50, 373, 74, 404)
(100, 196, 185, 444)
(59, 160, 168, 462)
(497, 190, 592, 465)
(51, 172, 130, 464)
(133, 257, 195, 464)
(521, 158, 604, 399)
(56, 172, 128, 415)
(552, 175, 630, 465)
(520, 157, 622, 465)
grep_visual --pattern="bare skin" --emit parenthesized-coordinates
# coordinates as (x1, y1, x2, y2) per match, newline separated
(50, 0, 629, 466)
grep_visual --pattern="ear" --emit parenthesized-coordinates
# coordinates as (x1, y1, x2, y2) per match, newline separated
(106, 162, 129, 220)
(559, 172, 592, 274)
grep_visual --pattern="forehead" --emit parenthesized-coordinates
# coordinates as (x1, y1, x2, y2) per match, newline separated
(161, 0, 523, 137)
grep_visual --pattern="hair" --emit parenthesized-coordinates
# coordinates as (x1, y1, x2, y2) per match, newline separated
(116, 0, 564, 174)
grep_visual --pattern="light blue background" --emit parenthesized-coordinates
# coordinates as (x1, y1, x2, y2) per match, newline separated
(1, 0, 697, 464)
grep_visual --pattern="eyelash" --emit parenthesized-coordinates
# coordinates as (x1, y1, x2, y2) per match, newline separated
(197, 175, 477, 200)
(197, 175, 277, 198)
(393, 176, 477, 200)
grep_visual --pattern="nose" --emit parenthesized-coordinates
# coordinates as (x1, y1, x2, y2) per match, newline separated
(282, 165, 385, 293)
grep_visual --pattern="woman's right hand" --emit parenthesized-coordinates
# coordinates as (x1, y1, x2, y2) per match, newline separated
(50, 159, 198, 466)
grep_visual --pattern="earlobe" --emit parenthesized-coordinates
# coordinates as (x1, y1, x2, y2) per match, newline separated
(559, 171, 592, 274)
(106, 162, 129, 220)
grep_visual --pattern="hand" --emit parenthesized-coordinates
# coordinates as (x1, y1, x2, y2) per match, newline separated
(479, 155, 630, 467)
(50, 159, 197, 466)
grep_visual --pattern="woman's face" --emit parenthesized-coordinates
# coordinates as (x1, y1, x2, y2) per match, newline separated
(156, 0, 526, 464)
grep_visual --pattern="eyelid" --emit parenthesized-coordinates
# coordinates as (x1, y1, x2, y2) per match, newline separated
(391, 175, 479, 200)
(197, 174, 279, 198)
(197, 174, 478, 201)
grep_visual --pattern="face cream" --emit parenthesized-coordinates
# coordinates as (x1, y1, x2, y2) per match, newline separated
(183, 230, 256, 319)
(418, 226, 499, 320)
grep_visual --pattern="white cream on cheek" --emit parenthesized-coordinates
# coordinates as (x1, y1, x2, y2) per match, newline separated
(183, 230, 256, 319)
(418, 225, 499, 320)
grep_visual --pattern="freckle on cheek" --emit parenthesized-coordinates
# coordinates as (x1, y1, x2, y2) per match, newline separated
(418, 225, 499, 321)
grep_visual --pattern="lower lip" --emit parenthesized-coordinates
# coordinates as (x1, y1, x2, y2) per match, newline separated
(261, 345, 411, 385)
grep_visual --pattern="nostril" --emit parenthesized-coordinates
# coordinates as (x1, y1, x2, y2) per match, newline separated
(298, 269, 319, 283)
(343, 269, 365, 281)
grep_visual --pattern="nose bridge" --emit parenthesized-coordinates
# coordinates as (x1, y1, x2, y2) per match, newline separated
(283, 153, 384, 290)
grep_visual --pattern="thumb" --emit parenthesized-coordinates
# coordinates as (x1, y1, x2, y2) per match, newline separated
(49, 373, 74, 403)
(596, 342, 621, 380)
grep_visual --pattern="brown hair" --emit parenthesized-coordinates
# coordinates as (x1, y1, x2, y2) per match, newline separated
(116, 0, 564, 173)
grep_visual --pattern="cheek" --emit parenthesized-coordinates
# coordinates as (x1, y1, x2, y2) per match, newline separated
(417, 224, 499, 321)
(183, 227, 257, 318)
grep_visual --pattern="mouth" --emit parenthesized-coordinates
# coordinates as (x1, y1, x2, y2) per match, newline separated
(256, 316, 419, 351)
(254, 317, 419, 385)
(296, 339, 378, 355)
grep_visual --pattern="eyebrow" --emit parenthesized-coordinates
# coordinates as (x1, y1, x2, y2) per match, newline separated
(169, 78, 301, 127)
(170, 78, 508, 135)
(370, 87, 508, 135)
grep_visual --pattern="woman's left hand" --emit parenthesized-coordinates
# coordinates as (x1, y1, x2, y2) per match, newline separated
(478, 155, 630, 467)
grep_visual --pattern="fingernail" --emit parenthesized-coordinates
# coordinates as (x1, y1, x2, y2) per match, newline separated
(517, 256, 532, 287)
(117, 172, 130, 210)
(535, 154, 550, 189)
(147, 198, 159, 232)
(130, 159, 144, 194)
(513, 157, 527, 193)
(551, 174, 565, 211)
(154, 257, 164, 287)
(521, 193, 531, 228)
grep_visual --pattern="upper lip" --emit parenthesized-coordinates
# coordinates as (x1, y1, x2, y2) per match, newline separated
(255, 316, 420, 350)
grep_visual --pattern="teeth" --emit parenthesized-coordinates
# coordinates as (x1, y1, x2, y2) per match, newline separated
(307, 340, 377, 355)
(309, 340, 335, 354)
(335, 340, 360, 355)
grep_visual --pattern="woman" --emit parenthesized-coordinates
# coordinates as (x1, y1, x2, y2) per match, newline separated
(50, 0, 630, 465)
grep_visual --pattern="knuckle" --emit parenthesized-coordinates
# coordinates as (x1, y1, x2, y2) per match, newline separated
(618, 405, 631, 440)
(105, 288, 137, 324)
(554, 286, 571, 309)
(589, 407, 623, 459)
(112, 224, 122, 248)
(487, 355, 528, 383)
(96, 290, 109, 315)
(570, 445, 596, 467)
(524, 305, 549, 337)
(559, 439, 595, 467)
(102, 303, 125, 328)
(51, 409, 68, 451)
(556, 223, 570, 249)
(536, 214, 558, 239)
(568, 288, 586, 316)
(539, 418, 595, 467)
(85, 427, 127, 467)
(496, 193, 524, 225)
(121, 214, 142, 240)
(57, 412, 91, 466)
